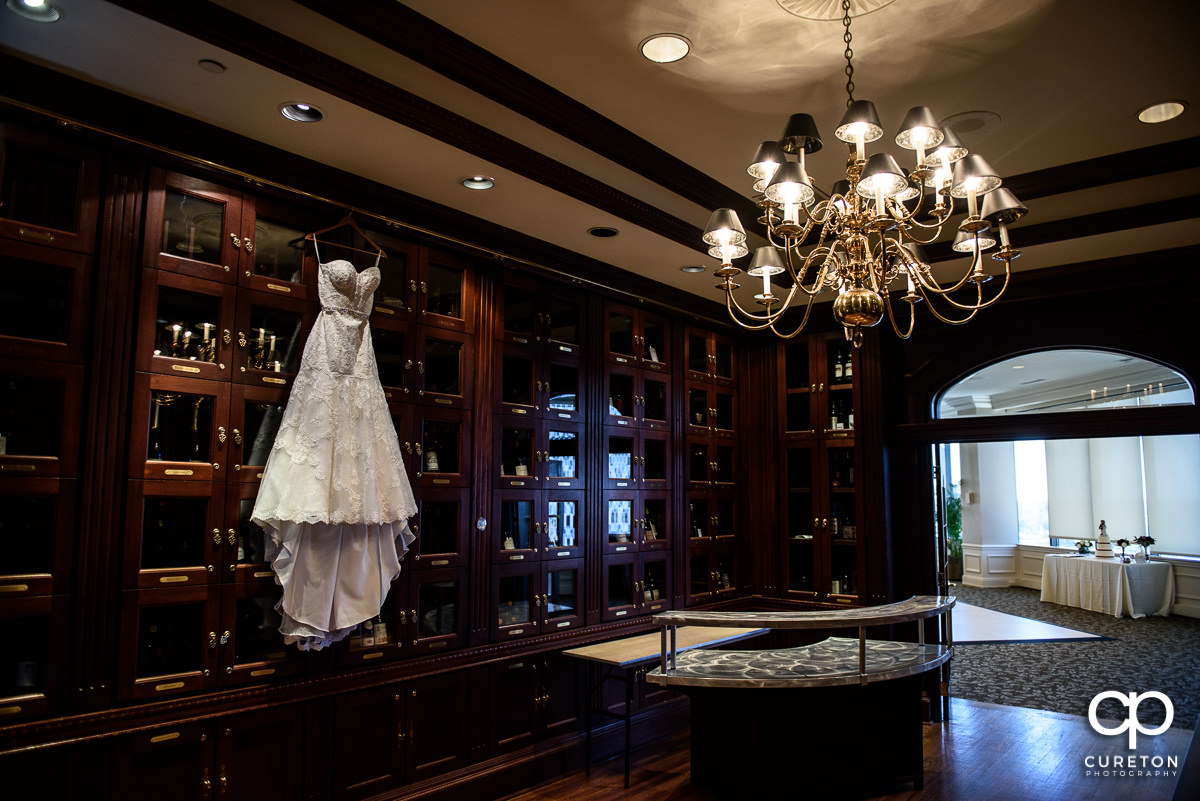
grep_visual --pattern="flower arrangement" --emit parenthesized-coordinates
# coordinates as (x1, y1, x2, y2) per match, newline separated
(1115, 538, 1132, 562)
(1134, 535, 1155, 560)
(1074, 540, 1093, 555)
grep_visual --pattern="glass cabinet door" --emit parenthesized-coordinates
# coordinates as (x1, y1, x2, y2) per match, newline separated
(606, 308, 636, 365)
(544, 358, 581, 422)
(641, 373, 670, 431)
(785, 445, 817, 596)
(137, 269, 236, 382)
(544, 422, 582, 489)
(0, 124, 100, 254)
(125, 480, 223, 589)
(410, 488, 469, 569)
(409, 568, 466, 654)
(0, 239, 90, 362)
(545, 491, 582, 559)
(545, 290, 583, 355)
(641, 554, 670, 614)
(131, 373, 230, 483)
(235, 293, 312, 389)
(145, 171, 242, 284)
(120, 586, 219, 700)
(688, 496, 711, 541)
(373, 323, 414, 401)
(418, 248, 472, 333)
(497, 345, 538, 416)
(642, 432, 671, 488)
(221, 582, 299, 685)
(493, 564, 536, 639)
(688, 543, 713, 605)
(602, 555, 637, 620)
(0, 477, 73, 597)
(417, 330, 472, 409)
(493, 491, 537, 563)
(603, 493, 637, 555)
(0, 358, 83, 478)
(235, 196, 317, 300)
(544, 559, 583, 633)
(365, 230, 418, 320)
(497, 421, 537, 489)
(0, 595, 68, 719)
(605, 365, 636, 427)
(781, 339, 814, 436)
(641, 314, 669, 370)
(641, 493, 670, 551)
(604, 432, 636, 489)
(230, 385, 287, 482)
(417, 411, 468, 487)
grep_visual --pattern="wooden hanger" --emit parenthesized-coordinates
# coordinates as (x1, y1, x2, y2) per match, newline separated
(303, 214, 387, 259)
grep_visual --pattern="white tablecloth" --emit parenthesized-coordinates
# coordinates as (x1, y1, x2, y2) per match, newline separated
(1041, 555, 1175, 618)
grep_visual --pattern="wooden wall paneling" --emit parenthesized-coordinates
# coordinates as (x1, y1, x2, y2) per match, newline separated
(73, 156, 145, 712)
(584, 294, 606, 627)
(305, 696, 334, 801)
(470, 264, 497, 647)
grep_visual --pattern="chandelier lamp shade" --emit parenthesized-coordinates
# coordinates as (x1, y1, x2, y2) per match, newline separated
(703, 0, 1027, 345)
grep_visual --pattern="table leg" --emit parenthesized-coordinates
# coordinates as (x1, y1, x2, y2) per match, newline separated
(584, 670, 593, 776)
(624, 668, 634, 788)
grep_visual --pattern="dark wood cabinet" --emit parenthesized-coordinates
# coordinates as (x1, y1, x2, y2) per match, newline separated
(778, 335, 866, 603)
(488, 652, 580, 756)
(112, 705, 304, 801)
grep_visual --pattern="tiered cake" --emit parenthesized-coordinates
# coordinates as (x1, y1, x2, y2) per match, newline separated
(1095, 520, 1113, 558)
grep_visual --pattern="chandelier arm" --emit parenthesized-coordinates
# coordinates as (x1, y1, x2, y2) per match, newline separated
(915, 245, 988, 296)
(724, 281, 803, 328)
(768, 288, 820, 338)
(883, 291, 916, 339)
(900, 225, 943, 244)
(918, 290, 982, 326)
(781, 245, 833, 297)
(922, 247, 1013, 311)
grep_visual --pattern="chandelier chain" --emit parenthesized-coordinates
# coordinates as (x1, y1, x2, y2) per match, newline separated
(842, 0, 855, 106)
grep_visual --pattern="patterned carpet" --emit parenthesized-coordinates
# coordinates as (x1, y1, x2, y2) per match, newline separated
(948, 585, 1200, 730)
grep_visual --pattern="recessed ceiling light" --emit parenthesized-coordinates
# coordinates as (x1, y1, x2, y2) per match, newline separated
(6, 0, 62, 22)
(461, 175, 495, 190)
(1137, 100, 1187, 124)
(680, 265, 706, 273)
(198, 59, 227, 74)
(1012, 365, 1025, 369)
(588, 227, 619, 238)
(640, 33, 691, 64)
(279, 102, 323, 123)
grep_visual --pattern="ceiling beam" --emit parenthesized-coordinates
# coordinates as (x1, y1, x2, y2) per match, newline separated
(104, 0, 713, 254)
(295, 0, 763, 227)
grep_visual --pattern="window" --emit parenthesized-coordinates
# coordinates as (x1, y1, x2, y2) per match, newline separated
(937, 350, 1198, 556)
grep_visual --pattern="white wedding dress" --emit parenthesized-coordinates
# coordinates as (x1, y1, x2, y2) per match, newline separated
(252, 246, 416, 650)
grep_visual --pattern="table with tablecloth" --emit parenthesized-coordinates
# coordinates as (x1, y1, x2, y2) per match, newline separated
(1041, 554, 1175, 618)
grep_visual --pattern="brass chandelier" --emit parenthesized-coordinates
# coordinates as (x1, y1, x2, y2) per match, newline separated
(702, 0, 1027, 346)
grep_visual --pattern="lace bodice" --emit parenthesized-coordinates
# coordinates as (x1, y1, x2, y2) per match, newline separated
(318, 259, 379, 315)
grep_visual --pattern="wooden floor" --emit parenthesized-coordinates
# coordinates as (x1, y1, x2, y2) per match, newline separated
(500, 699, 1193, 801)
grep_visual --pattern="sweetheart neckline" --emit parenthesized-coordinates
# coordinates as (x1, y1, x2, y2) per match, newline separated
(320, 259, 380, 276)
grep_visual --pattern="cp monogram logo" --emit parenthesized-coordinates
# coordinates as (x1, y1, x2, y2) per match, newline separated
(1088, 691, 1174, 749)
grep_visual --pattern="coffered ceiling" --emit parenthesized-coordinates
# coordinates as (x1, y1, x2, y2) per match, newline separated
(2, 0, 1198, 318)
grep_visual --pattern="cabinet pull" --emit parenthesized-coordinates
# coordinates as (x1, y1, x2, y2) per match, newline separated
(415, 442, 423, 456)
(230, 233, 241, 249)
(217, 766, 228, 797)
(232, 429, 242, 446)
(417, 361, 425, 375)
(237, 331, 247, 348)
(201, 767, 212, 800)
(819, 382, 825, 392)
(217, 426, 227, 444)
(213, 528, 221, 546)
(223, 329, 232, 345)
(534, 594, 541, 607)
(227, 529, 236, 546)
(814, 517, 821, 530)
(536, 380, 544, 392)
(404, 359, 413, 371)
(220, 630, 231, 646)
(419, 281, 428, 294)
(400, 610, 407, 624)
(822, 518, 828, 529)
(404, 441, 412, 454)
(397, 724, 406, 748)
(209, 631, 217, 650)
(244, 237, 254, 254)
